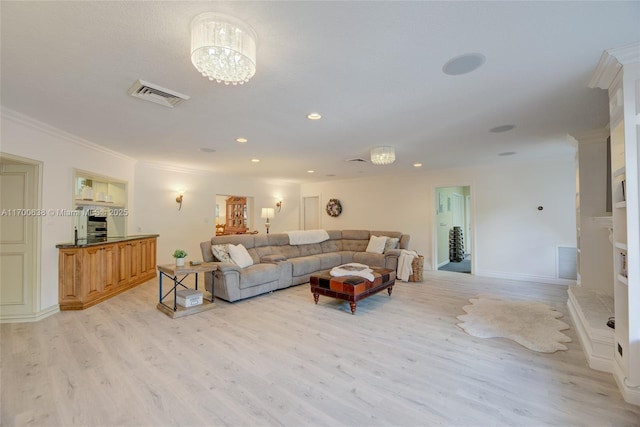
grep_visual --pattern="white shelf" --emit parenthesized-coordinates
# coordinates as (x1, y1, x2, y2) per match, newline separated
(616, 274, 628, 285)
(613, 166, 626, 177)
(615, 201, 627, 209)
(75, 200, 125, 208)
(592, 216, 613, 229)
(614, 242, 628, 250)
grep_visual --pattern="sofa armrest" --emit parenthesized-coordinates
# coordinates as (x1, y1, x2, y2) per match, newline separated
(384, 249, 402, 257)
(261, 254, 287, 263)
(216, 263, 242, 273)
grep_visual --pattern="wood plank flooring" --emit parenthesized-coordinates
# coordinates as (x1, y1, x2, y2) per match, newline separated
(2, 271, 639, 426)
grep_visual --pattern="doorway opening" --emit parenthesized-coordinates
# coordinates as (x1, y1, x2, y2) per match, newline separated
(214, 194, 255, 235)
(435, 186, 472, 274)
(302, 196, 320, 230)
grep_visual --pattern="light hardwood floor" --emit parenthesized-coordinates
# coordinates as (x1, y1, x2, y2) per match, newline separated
(2, 271, 639, 427)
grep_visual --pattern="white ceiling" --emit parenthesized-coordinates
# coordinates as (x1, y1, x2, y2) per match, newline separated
(2, 1, 639, 182)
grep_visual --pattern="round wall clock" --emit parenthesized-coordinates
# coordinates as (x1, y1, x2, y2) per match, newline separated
(326, 199, 342, 217)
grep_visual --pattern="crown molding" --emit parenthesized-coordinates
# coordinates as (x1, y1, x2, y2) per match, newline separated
(570, 127, 610, 146)
(0, 107, 136, 163)
(589, 42, 640, 90)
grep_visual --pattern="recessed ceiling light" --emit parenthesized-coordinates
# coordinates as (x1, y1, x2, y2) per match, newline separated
(442, 53, 486, 76)
(236, 137, 248, 143)
(307, 113, 322, 120)
(498, 151, 517, 156)
(413, 163, 422, 168)
(251, 158, 260, 163)
(307, 170, 315, 173)
(490, 125, 516, 133)
(199, 147, 216, 153)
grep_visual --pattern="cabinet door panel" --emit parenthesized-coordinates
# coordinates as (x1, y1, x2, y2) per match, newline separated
(103, 244, 117, 292)
(117, 242, 130, 287)
(139, 239, 149, 275)
(147, 238, 157, 275)
(83, 246, 104, 302)
(129, 241, 140, 282)
(59, 249, 82, 303)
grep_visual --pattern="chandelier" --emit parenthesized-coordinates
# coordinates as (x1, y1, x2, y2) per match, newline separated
(190, 12, 257, 85)
(370, 146, 396, 165)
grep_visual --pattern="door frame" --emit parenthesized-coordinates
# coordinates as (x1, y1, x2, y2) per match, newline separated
(432, 184, 475, 274)
(0, 152, 43, 322)
(301, 194, 321, 230)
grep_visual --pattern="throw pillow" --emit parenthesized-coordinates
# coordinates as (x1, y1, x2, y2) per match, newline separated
(212, 244, 234, 264)
(228, 243, 254, 268)
(365, 235, 387, 254)
(384, 237, 400, 253)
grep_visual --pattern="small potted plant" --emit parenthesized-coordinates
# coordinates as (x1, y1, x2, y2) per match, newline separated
(172, 249, 188, 267)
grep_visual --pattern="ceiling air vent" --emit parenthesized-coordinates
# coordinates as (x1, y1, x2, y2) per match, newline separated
(127, 80, 190, 108)
(345, 158, 368, 163)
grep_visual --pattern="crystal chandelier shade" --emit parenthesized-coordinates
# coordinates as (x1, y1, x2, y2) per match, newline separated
(370, 146, 396, 165)
(190, 13, 257, 85)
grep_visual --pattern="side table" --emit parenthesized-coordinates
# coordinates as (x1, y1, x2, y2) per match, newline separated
(157, 262, 217, 318)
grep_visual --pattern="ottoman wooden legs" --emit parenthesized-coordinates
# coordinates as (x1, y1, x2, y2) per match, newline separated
(312, 284, 393, 314)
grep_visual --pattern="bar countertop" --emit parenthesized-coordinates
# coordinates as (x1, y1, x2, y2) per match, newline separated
(56, 234, 159, 249)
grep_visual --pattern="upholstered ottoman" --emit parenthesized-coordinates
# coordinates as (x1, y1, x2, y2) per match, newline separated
(309, 267, 396, 314)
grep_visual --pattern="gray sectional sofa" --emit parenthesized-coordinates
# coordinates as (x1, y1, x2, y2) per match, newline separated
(199, 230, 410, 302)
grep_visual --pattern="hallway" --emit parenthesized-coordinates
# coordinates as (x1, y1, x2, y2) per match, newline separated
(439, 254, 471, 274)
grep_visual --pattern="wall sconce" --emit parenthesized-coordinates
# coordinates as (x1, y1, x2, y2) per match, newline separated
(276, 200, 282, 212)
(261, 207, 274, 234)
(176, 192, 184, 210)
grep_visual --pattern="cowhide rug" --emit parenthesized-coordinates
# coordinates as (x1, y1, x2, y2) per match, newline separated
(457, 296, 572, 353)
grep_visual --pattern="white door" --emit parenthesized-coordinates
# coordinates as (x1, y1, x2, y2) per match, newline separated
(0, 158, 40, 319)
(452, 193, 464, 252)
(465, 195, 472, 254)
(303, 196, 319, 230)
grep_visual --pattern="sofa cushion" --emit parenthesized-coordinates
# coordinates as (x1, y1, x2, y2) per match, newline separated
(298, 243, 322, 257)
(212, 244, 234, 264)
(320, 238, 342, 253)
(353, 252, 386, 268)
(342, 230, 370, 240)
(239, 264, 279, 289)
(279, 244, 301, 259)
(316, 252, 342, 270)
(267, 234, 289, 246)
(228, 244, 254, 268)
(290, 256, 321, 276)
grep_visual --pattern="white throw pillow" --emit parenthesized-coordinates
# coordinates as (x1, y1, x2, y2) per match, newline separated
(211, 244, 234, 264)
(366, 235, 387, 254)
(228, 243, 254, 268)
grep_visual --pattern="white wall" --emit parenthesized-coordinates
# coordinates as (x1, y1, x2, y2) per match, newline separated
(133, 162, 300, 265)
(1, 109, 137, 311)
(1, 109, 302, 313)
(0, 106, 577, 317)
(301, 156, 576, 284)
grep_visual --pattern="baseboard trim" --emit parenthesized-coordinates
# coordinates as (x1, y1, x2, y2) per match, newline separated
(613, 362, 640, 406)
(566, 294, 613, 373)
(437, 259, 450, 268)
(0, 304, 59, 323)
(475, 269, 575, 286)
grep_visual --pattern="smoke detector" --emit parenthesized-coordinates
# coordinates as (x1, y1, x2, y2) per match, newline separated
(128, 80, 190, 108)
